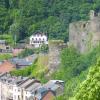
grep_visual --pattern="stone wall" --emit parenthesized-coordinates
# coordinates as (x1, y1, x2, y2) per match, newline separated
(46, 40, 67, 77)
(69, 10, 100, 53)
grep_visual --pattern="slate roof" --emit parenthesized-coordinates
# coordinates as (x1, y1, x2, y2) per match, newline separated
(9, 58, 32, 68)
(0, 73, 29, 85)
(43, 80, 64, 93)
(26, 83, 41, 92)
(34, 87, 56, 100)
(19, 79, 35, 88)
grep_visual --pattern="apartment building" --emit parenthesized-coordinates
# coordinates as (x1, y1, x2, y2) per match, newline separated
(0, 73, 29, 100)
(0, 40, 12, 53)
(0, 73, 64, 100)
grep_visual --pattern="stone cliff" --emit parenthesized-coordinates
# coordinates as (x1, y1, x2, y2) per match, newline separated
(46, 40, 66, 77)
(69, 10, 100, 53)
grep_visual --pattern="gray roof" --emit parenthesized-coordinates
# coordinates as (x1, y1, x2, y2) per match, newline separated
(9, 58, 32, 67)
(26, 83, 41, 92)
(34, 87, 55, 100)
(25, 54, 37, 62)
(19, 79, 34, 88)
(0, 73, 29, 85)
(0, 40, 5, 44)
(44, 80, 64, 91)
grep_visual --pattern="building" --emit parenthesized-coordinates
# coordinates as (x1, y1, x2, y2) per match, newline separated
(44, 80, 64, 96)
(33, 87, 55, 100)
(69, 10, 100, 53)
(19, 79, 41, 100)
(30, 33, 48, 48)
(0, 40, 12, 53)
(0, 73, 64, 100)
(10, 58, 33, 69)
(0, 73, 29, 100)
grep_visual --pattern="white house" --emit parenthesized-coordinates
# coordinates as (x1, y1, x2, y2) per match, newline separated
(30, 33, 48, 48)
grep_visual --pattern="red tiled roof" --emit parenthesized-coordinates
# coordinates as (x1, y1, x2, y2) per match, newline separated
(0, 61, 15, 73)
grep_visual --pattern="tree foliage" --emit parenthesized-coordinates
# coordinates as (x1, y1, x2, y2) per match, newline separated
(1, 0, 100, 41)
(75, 57, 100, 100)
(52, 46, 100, 99)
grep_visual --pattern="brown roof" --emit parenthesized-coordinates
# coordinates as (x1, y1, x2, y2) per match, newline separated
(42, 90, 55, 100)
(0, 61, 15, 73)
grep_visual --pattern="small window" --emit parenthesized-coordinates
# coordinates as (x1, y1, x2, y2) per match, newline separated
(82, 39, 84, 42)
(14, 95, 16, 99)
(83, 24, 86, 28)
(39, 38, 41, 40)
(6, 46, 9, 50)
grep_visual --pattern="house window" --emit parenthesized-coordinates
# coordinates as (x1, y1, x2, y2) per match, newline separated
(6, 46, 9, 50)
(18, 95, 20, 100)
(26, 96, 28, 100)
(39, 38, 41, 40)
(83, 24, 86, 28)
(14, 95, 16, 99)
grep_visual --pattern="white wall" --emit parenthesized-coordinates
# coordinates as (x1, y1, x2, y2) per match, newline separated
(30, 34, 48, 48)
(13, 85, 22, 100)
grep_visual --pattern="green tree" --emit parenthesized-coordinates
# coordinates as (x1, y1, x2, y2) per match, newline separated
(75, 57, 100, 100)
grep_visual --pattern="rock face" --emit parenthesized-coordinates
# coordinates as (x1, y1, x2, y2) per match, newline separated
(69, 10, 100, 53)
(47, 40, 66, 77)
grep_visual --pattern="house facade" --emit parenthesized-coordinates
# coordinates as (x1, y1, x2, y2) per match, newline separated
(30, 33, 48, 48)
(0, 40, 12, 53)
(0, 73, 64, 100)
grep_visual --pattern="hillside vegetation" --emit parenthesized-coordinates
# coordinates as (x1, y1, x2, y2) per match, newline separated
(75, 57, 100, 100)
(10, 46, 100, 99)
(52, 46, 100, 99)
(1, 0, 100, 41)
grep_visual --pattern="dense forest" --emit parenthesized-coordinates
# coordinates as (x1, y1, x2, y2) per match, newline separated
(1, 0, 100, 42)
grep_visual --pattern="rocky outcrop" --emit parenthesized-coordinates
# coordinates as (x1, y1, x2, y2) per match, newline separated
(69, 10, 100, 53)
(46, 40, 66, 77)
